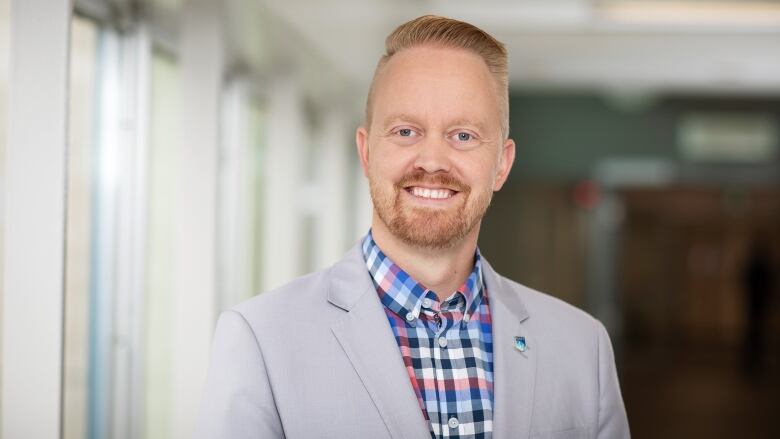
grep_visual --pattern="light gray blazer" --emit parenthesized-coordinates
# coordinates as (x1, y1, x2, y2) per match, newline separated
(195, 244, 630, 439)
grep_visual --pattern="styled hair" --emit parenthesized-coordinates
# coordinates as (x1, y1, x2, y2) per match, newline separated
(365, 15, 509, 138)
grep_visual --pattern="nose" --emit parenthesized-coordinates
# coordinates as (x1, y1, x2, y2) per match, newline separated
(412, 136, 452, 174)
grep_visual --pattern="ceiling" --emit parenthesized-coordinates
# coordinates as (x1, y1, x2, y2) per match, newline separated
(255, 0, 780, 95)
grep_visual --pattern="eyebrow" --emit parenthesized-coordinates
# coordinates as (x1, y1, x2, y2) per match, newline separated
(449, 118, 489, 134)
(381, 114, 490, 134)
(381, 113, 423, 131)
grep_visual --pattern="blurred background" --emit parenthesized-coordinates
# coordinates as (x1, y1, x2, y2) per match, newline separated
(1, 0, 779, 438)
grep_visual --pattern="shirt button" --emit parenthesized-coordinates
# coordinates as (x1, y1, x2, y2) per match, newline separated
(405, 312, 415, 322)
(448, 417, 459, 429)
(422, 298, 432, 308)
(438, 336, 448, 348)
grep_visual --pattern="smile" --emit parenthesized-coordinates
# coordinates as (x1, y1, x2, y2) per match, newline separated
(406, 186, 457, 200)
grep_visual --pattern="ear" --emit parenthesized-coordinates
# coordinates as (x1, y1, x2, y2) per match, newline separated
(356, 126, 370, 178)
(493, 138, 516, 191)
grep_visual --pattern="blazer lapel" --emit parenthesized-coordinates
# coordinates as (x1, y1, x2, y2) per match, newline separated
(328, 245, 430, 439)
(483, 258, 537, 439)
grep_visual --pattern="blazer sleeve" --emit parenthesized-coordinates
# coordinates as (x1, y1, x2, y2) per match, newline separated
(596, 321, 631, 439)
(194, 310, 285, 439)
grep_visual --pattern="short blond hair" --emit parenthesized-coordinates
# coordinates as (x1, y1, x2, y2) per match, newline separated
(365, 15, 509, 138)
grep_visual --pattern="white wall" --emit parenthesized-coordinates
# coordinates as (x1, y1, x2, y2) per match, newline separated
(2, 1, 70, 438)
(0, 4, 9, 421)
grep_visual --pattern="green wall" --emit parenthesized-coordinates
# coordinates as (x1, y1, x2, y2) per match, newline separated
(507, 92, 780, 181)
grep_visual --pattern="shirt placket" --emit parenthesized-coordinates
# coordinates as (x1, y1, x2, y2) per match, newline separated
(439, 295, 465, 437)
(415, 292, 440, 436)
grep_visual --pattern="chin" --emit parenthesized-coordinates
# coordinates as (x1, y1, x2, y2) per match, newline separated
(390, 211, 472, 250)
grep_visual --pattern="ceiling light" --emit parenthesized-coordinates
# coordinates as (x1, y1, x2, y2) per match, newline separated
(599, 0, 780, 26)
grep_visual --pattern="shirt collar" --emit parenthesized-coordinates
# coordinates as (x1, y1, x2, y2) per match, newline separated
(361, 230, 484, 321)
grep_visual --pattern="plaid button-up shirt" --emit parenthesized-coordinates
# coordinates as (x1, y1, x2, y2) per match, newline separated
(362, 232, 494, 438)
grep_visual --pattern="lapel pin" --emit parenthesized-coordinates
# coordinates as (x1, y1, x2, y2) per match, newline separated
(514, 336, 527, 353)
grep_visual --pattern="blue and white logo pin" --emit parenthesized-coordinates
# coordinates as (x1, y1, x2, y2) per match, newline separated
(514, 336, 527, 352)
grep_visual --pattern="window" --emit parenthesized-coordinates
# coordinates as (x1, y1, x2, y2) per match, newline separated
(218, 80, 267, 309)
(63, 15, 100, 439)
(143, 47, 181, 439)
(64, 15, 151, 439)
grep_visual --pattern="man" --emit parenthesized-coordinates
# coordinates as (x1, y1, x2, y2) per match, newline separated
(196, 15, 630, 439)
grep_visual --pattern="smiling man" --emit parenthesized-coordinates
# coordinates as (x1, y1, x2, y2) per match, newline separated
(196, 15, 630, 439)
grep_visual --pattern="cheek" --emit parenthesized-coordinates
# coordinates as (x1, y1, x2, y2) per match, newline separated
(370, 144, 414, 180)
(368, 155, 402, 186)
(457, 155, 498, 188)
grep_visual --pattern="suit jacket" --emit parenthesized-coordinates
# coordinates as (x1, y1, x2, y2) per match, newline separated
(195, 243, 630, 439)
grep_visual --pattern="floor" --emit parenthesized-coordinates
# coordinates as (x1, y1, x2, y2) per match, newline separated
(621, 344, 780, 438)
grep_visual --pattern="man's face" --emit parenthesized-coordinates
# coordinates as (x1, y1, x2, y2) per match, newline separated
(356, 46, 515, 250)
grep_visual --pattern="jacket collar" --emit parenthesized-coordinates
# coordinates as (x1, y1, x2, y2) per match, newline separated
(327, 243, 374, 312)
(480, 256, 530, 322)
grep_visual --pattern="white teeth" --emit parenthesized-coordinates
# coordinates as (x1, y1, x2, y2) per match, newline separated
(410, 187, 454, 199)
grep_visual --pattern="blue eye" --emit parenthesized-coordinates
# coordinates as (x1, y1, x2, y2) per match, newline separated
(458, 132, 471, 141)
(399, 128, 412, 136)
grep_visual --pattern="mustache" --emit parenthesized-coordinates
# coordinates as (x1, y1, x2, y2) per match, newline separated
(395, 170, 470, 193)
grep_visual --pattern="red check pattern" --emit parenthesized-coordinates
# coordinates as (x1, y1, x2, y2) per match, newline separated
(362, 231, 494, 438)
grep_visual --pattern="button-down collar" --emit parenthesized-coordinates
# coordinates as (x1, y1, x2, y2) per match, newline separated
(362, 230, 485, 323)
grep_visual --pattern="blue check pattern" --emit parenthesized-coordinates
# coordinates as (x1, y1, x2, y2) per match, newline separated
(362, 231, 494, 438)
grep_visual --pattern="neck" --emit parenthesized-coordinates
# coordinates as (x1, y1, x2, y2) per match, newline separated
(370, 212, 480, 300)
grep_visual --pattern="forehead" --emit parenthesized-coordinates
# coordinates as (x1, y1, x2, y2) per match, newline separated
(371, 46, 500, 129)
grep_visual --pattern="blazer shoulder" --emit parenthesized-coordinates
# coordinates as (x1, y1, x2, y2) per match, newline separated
(498, 274, 604, 335)
(231, 266, 335, 329)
